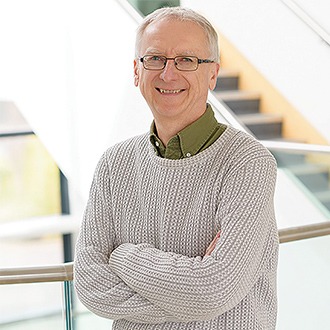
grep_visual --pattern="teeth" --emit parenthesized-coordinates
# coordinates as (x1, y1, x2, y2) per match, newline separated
(159, 89, 182, 94)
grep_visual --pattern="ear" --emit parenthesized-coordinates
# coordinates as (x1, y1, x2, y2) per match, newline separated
(134, 59, 139, 87)
(208, 62, 220, 90)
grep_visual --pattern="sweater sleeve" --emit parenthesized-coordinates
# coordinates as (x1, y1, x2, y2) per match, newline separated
(109, 154, 278, 322)
(74, 153, 174, 323)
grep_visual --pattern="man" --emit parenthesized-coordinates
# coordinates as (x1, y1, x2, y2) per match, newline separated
(74, 7, 278, 330)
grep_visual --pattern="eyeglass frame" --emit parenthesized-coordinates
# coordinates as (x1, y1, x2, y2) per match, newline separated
(139, 55, 215, 71)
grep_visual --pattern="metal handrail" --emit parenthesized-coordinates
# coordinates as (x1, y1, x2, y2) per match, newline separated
(280, 0, 330, 47)
(0, 262, 73, 285)
(1, 220, 330, 285)
(262, 140, 330, 154)
(0, 130, 34, 138)
(208, 92, 249, 133)
(279, 221, 330, 243)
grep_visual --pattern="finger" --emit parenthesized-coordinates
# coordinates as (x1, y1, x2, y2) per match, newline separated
(205, 239, 217, 256)
(205, 231, 221, 256)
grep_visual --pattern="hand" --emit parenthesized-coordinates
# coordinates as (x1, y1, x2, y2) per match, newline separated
(204, 231, 221, 256)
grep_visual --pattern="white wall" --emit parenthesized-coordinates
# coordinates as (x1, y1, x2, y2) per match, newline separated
(182, 0, 330, 143)
(0, 0, 151, 211)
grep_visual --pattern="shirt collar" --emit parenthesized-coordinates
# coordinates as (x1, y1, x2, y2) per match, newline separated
(150, 122, 167, 158)
(149, 104, 220, 159)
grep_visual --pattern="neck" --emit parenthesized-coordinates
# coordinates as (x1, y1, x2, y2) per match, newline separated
(154, 120, 184, 146)
(154, 109, 207, 146)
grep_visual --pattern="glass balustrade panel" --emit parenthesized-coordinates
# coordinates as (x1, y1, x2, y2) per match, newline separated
(0, 134, 61, 223)
(277, 234, 330, 329)
(0, 235, 64, 269)
(69, 281, 113, 329)
(272, 149, 330, 229)
(68, 232, 330, 330)
(0, 235, 329, 329)
(0, 282, 64, 330)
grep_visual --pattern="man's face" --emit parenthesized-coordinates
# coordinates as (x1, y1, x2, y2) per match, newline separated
(134, 19, 220, 127)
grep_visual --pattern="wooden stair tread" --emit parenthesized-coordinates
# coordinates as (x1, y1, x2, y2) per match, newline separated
(285, 163, 329, 175)
(214, 90, 260, 100)
(238, 112, 283, 125)
(218, 69, 240, 78)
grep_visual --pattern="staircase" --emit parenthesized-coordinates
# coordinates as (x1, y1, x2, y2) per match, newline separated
(214, 70, 284, 140)
(214, 70, 330, 214)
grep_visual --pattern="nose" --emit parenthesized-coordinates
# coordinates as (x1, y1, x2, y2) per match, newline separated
(159, 59, 178, 82)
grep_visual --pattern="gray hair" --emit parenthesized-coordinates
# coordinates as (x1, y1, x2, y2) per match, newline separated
(135, 7, 220, 63)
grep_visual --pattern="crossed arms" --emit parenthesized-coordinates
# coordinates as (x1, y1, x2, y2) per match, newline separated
(74, 148, 278, 323)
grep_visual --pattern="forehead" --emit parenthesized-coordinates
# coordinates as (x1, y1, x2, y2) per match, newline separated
(140, 18, 208, 55)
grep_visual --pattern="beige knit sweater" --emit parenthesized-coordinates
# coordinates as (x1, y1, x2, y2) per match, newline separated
(74, 126, 278, 329)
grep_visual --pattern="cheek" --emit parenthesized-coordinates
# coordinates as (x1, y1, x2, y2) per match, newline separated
(189, 71, 210, 90)
(138, 77, 154, 100)
(192, 76, 210, 94)
(140, 73, 157, 91)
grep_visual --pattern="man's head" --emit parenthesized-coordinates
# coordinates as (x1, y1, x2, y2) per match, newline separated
(135, 7, 220, 63)
(134, 7, 220, 132)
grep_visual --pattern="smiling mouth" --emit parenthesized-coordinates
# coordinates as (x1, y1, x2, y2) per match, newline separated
(156, 88, 185, 94)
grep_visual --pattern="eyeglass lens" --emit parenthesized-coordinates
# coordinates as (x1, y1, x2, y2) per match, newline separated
(142, 56, 198, 71)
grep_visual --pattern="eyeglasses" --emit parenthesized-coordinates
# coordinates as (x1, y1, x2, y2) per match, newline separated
(139, 55, 215, 71)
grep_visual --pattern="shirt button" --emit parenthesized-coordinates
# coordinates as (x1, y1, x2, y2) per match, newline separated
(186, 153, 191, 157)
(155, 141, 160, 147)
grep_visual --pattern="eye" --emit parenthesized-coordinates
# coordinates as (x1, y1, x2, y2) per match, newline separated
(148, 55, 164, 61)
(180, 57, 194, 62)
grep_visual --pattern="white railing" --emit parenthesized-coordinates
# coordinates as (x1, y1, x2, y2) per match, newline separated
(280, 0, 330, 46)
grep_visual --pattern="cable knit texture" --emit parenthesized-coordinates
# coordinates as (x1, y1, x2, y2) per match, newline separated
(74, 126, 278, 330)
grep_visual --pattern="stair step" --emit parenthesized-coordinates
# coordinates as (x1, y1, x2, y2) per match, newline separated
(218, 69, 240, 77)
(237, 113, 283, 139)
(214, 90, 260, 114)
(283, 163, 330, 212)
(215, 70, 239, 91)
(295, 169, 329, 192)
(272, 150, 306, 167)
(312, 189, 330, 212)
(298, 174, 329, 192)
(285, 163, 330, 211)
(215, 90, 260, 100)
(265, 137, 307, 143)
(238, 113, 282, 125)
(314, 190, 330, 203)
(321, 201, 330, 212)
(286, 163, 329, 176)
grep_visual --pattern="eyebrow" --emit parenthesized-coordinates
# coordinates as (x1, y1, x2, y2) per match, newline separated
(144, 48, 162, 55)
(143, 49, 197, 56)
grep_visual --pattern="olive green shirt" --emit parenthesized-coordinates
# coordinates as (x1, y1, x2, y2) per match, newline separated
(150, 104, 227, 159)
